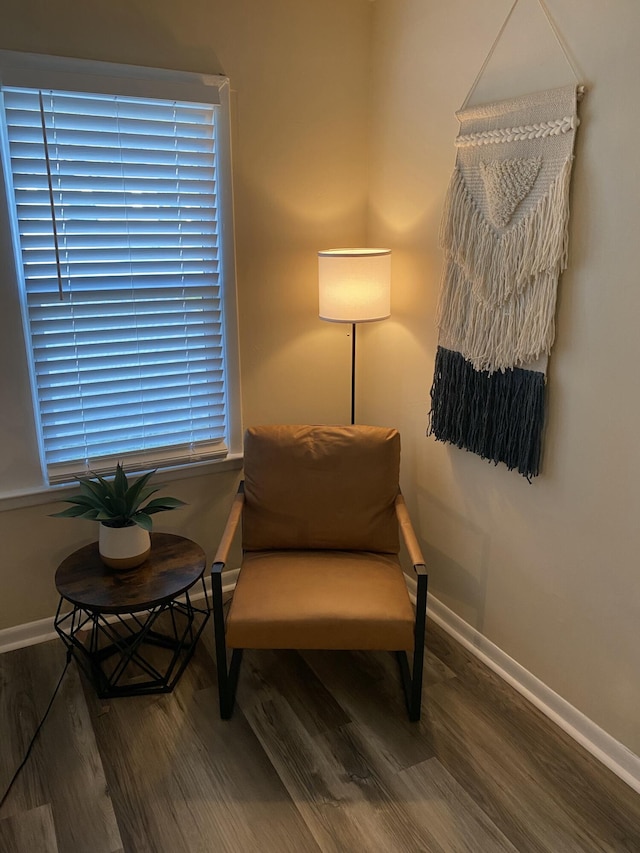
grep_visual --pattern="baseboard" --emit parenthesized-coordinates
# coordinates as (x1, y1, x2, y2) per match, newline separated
(3, 570, 639, 796)
(415, 584, 640, 795)
(0, 568, 240, 656)
(0, 618, 59, 654)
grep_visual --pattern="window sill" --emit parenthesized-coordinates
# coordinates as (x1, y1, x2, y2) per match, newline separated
(0, 453, 244, 513)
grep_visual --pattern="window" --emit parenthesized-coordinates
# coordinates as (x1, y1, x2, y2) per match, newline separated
(0, 51, 240, 487)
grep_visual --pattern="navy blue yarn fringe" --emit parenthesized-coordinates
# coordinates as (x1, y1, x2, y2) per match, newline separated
(428, 346, 546, 480)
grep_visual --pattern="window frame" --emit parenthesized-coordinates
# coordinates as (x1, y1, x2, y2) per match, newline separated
(0, 50, 242, 490)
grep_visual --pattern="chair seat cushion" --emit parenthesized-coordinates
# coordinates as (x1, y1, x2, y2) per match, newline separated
(226, 550, 415, 651)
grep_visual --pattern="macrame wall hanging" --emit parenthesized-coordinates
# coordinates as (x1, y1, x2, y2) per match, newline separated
(428, 0, 584, 479)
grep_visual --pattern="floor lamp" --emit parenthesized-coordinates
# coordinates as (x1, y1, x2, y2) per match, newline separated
(318, 248, 391, 425)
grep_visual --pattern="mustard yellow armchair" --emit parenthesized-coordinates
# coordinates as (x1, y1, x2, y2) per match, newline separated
(211, 425, 428, 721)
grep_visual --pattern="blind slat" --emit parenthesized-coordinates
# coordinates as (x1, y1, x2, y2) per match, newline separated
(20, 233, 219, 252)
(11, 158, 215, 182)
(8, 140, 216, 168)
(45, 423, 226, 457)
(39, 370, 224, 398)
(44, 406, 226, 439)
(41, 388, 225, 415)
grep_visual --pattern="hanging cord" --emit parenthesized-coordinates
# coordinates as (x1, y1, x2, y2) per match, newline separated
(38, 91, 65, 301)
(461, 0, 583, 110)
(537, 0, 582, 83)
(0, 651, 72, 811)
(462, 0, 520, 110)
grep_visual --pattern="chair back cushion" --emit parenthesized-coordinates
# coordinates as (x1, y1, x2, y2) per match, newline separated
(243, 425, 400, 552)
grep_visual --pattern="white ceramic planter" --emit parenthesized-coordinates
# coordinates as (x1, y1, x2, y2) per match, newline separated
(99, 523, 151, 571)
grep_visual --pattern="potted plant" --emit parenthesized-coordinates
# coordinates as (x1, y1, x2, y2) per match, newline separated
(51, 463, 186, 570)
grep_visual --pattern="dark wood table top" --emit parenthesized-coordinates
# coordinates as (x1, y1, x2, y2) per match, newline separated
(55, 533, 207, 614)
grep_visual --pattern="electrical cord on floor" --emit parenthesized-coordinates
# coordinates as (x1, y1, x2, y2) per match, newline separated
(0, 649, 73, 811)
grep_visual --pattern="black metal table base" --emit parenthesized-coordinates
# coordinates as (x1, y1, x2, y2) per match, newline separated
(55, 578, 210, 698)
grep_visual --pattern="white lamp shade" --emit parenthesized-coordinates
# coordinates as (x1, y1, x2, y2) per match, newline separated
(318, 248, 391, 323)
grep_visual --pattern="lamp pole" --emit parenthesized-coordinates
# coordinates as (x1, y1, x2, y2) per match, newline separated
(350, 322, 356, 425)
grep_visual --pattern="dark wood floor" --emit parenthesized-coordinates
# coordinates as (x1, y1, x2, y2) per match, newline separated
(1, 614, 639, 852)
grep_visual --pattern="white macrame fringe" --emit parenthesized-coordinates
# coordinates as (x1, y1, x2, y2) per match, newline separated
(439, 156, 573, 308)
(437, 261, 558, 372)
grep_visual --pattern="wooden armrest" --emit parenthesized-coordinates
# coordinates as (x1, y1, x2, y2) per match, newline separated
(395, 493, 427, 574)
(212, 483, 245, 572)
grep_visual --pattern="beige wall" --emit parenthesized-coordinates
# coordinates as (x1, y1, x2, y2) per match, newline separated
(364, 0, 640, 756)
(0, 0, 371, 627)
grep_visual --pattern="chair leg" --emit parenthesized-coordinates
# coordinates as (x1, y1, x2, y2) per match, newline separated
(211, 571, 243, 719)
(396, 571, 428, 721)
(410, 571, 428, 720)
(396, 650, 412, 713)
(227, 648, 243, 716)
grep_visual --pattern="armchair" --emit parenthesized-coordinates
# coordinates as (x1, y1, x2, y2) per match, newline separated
(211, 425, 428, 721)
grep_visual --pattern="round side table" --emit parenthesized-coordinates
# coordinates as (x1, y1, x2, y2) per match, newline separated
(54, 533, 209, 698)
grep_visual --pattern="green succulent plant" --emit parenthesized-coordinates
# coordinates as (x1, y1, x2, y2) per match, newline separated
(50, 463, 186, 531)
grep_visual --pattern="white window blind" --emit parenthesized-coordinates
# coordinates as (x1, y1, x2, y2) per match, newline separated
(2, 82, 233, 483)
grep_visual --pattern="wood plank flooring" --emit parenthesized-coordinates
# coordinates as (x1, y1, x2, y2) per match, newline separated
(1, 617, 640, 852)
